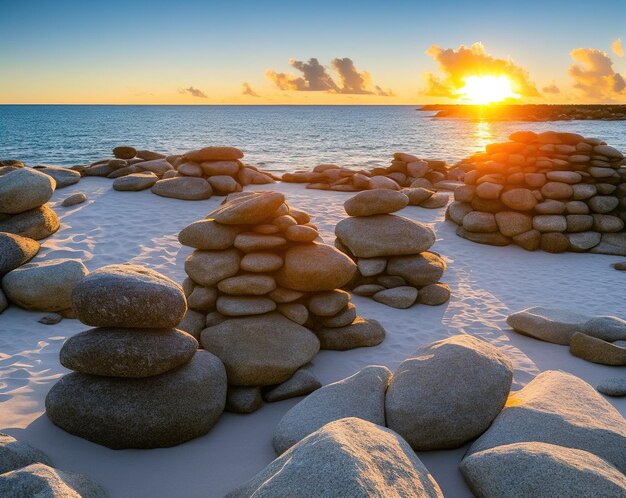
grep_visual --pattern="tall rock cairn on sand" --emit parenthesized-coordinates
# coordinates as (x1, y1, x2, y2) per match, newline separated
(335, 190, 450, 309)
(178, 191, 386, 413)
(45, 264, 227, 449)
(446, 131, 626, 255)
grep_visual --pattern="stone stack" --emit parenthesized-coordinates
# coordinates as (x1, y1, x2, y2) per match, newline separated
(334, 190, 450, 309)
(178, 191, 385, 413)
(45, 264, 227, 449)
(282, 153, 453, 207)
(0, 167, 60, 240)
(446, 131, 626, 255)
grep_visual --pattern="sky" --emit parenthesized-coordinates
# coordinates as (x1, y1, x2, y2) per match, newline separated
(0, 0, 625, 104)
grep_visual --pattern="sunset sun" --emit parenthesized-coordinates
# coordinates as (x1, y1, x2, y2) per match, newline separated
(457, 75, 520, 104)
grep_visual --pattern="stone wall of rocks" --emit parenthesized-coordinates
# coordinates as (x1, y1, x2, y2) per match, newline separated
(446, 131, 626, 255)
(334, 190, 450, 309)
(46, 264, 228, 449)
(178, 191, 386, 414)
(281, 153, 453, 208)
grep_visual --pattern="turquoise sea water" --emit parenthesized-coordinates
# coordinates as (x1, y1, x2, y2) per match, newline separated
(1, 105, 625, 172)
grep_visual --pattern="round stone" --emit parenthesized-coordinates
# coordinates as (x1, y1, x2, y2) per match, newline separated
(184, 249, 241, 287)
(0, 168, 55, 214)
(240, 252, 283, 272)
(501, 188, 537, 211)
(151, 177, 212, 200)
(218, 275, 276, 295)
(343, 190, 409, 216)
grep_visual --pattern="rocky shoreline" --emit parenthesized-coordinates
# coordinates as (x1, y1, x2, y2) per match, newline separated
(420, 104, 626, 121)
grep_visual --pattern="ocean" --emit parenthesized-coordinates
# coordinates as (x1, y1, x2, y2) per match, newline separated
(1, 105, 625, 172)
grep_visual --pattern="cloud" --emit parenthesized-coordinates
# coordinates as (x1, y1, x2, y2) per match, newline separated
(266, 57, 394, 96)
(242, 82, 260, 97)
(542, 82, 560, 94)
(568, 47, 626, 100)
(612, 37, 624, 57)
(179, 86, 207, 98)
(423, 42, 539, 98)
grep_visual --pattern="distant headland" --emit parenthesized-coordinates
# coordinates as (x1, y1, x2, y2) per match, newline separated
(419, 104, 626, 121)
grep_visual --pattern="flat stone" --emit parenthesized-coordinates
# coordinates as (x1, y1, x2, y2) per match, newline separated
(218, 274, 276, 295)
(387, 251, 446, 287)
(216, 296, 276, 316)
(187, 286, 217, 312)
(316, 317, 385, 351)
(446, 201, 473, 224)
(113, 172, 158, 191)
(38, 166, 81, 188)
(319, 303, 357, 327)
(233, 233, 287, 252)
(113, 146, 137, 159)
(177, 309, 206, 340)
(540, 232, 570, 253)
(277, 303, 309, 325)
(567, 231, 601, 251)
(495, 212, 533, 237)
(263, 367, 321, 402)
(61, 192, 87, 206)
(373, 286, 417, 308)
(178, 219, 240, 250)
(402, 187, 434, 205)
(0, 168, 55, 214)
(343, 190, 408, 216)
(184, 146, 244, 162)
(569, 333, 626, 366)
(0, 433, 52, 474)
(307, 289, 350, 316)
(0, 232, 40, 277)
(418, 283, 451, 305)
(506, 306, 590, 345)
(209, 192, 285, 224)
(352, 284, 386, 296)
(240, 252, 283, 272)
(581, 316, 626, 342)
(136, 158, 173, 176)
(533, 215, 567, 233)
(151, 177, 212, 200)
(456, 227, 511, 246)
(38, 313, 63, 325)
(597, 377, 626, 397)
(591, 233, 626, 256)
(201, 160, 241, 176)
(184, 249, 241, 286)
(535, 200, 566, 214)
(501, 188, 537, 211)
(0, 204, 60, 240)
(512, 229, 541, 251)
(463, 211, 497, 233)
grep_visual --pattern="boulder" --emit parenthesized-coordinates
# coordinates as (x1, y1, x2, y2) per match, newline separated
(461, 442, 626, 498)
(501, 188, 537, 211)
(418, 283, 451, 305)
(216, 296, 276, 316)
(591, 233, 626, 256)
(201, 313, 319, 386)
(200, 160, 240, 176)
(0, 232, 40, 277)
(233, 233, 287, 252)
(240, 252, 283, 272)
(316, 317, 386, 350)
(0, 433, 52, 474)
(569, 333, 626, 366)
(335, 214, 435, 257)
(263, 367, 321, 402)
(446, 201, 473, 225)
(112, 172, 158, 191)
(343, 190, 408, 216)
(273, 366, 392, 454)
(373, 286, 417, 308)
(420, 192, 449, 208)
(462, 211, 497, 233)
(72, 264, 186, 328)
(228, 418, 443, 498)
(2, 258, 88, 312)
(46, 350, 226, 449)
(226, 386, 263, 414)
(386, 251, 446, 287)
(113, 146, 137, 159)
(38, 166, 81, 188)
(0, 168, 55, 214)
(580, 316, 626, 342)
(567, 231, 600, 251)
(176, 309, 206, 340)
(466, 370, 626, 473)
(357, 257, 387, 276)
(208, 192, 285, 224)
(456, 227, 511, 246)
(151, 177, 212, 200)
(0, 204, 60, 240)
(184, 249, 241, 287)
(597, 377, 626, 397)
(386, 335, 513, 450)
(60, 327, 198, 377)
(506, 306, 590, 345)
(183, 146, 244, 162)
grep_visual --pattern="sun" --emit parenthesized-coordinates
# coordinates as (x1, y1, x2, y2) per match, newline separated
(457, 75, 520, 105)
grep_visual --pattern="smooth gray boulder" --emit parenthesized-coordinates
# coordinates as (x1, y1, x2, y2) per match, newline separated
(597, 377, 626, 397)
(344, 190, 408, 216)
(226, 386, 263, 414)
(178, 219, 240, 250)
(60, 327, 198, 377)
(208, 191, 284, 224)
(506, 306, 590, 345)
(263, 367, 321, 402)
(385, 335, 513, 450)
(466, 370, 626, 473)
(0, 433, 52, 474)
(72, 264, 187, 329)
(228, 418, 443, 498)
(46, 350, 226, 449)
(581, 316, 626, 342)
(38, 166, 81, 188)
(0, 232, 39, 277)
(61, 192, 87, 207)
(386, 251, 446, 287)
(0, 168, 55, 214)
(461, 442, 626, 498)
(112, 172, 158, 191)
(0, 204, 60, 240)
(151, 177, 212, 200)
(316, 317, 385, 350)
(273, 365, 391, 454)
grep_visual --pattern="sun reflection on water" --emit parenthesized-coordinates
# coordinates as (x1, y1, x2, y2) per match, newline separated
(474, 120, 493, 151)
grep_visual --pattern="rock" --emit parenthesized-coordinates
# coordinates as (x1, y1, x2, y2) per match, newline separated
(591, 233, 626, 256)
(566, 214, 594, 232)
(387, 251, 446, 287)
(316, 317, 385, 350)
(60, 327, 198, 377)
(344, 190, 408, 216)
(418, 283, 451, 305)
(178, 219, 240, 250)
(597, 377, 626, 397)
(216, 296, 276, 316)
(569, 333, 626, 366)
(218, 274, 276, 296)
(533, 215, 567, 233)
(461, 442, 626, 498)
(0, 463, 107, 498)
(594, 144, 624, 159)
(386, 335, 513, 450)
(446, 201, 473, 225)
(209, 192, 285, 224)
(0, 205, 59, 240)
(201, 313, 319, 386)
(0, 433, 52, 474)
(535, 199, 566, 214)
(513, 229, 541, 251)
(136, 150, 166, 161)
(402, 187, 434, 205)
(177, 309, 206, 340)
(463, 211, 497, 232)
(184, 249, 241, 286)
(187, 286, 218, 312)
(275, 243, 356, 292)
(369, 175, 400, 190)
(593, 215, 624, 233)
(38, 313, 63, 325)
(420, 192, 449, 208)
(495, 212, 533, 237)
(373, 286, 417, 308)
(208, 175, 241, 195)
(580, 316, 626, 342)
(284, 225, 318, 242)
(546, 170, 583, 183)
(84, 162, 114, 177)
(226, 386, 263, 414)
(178, 162, 204, 177)
(589, 196, 619, 214)
(72, 264, 186, 329)
(61, 192, 87, 206)
(2, 258, 88, 312)
(240, 252, 283, 272)
(0, 232, 39, 277)
(184, 146, 244, 162)
(540, 232, 570, 253)
(319, 303, 357, 327)
(541, 182, 573, 200)
(335, 214, 435, 258)
(151, 177, 212, 200)
(201, 160, 240, 176)
(264, 367, 321, 402)
(113, 172, 158, 191)
(357, 257, 387, 277)
(501, 188, 537, 211)
(0, 168, 55, 214)
(273, 366, 392, 454)
(46, 350, 226, 449)
(614, 261, 626, 271)
(307, 289, 350, 316)
(228, 418, 443, 498)
(233, 233, 287, 252)
(567, 231, 601, 251)
(277, 303, 309, 324)
(476, 182, 504, 199)
(506, 306, 589, 345)
(38, 166, 81, 188)
(456, 227, 511, 246)
(113, 145, 137, 159)
(135, 158, 173, 176)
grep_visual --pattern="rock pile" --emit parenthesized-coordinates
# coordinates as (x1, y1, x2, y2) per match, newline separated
(446, 131, 626, 255)
(0, 167, 60, 240)
(334, 190, 450, 308)
(178, 191, 385, 413)
(45, 264, 227, 449)
(282, 153, 452, 206)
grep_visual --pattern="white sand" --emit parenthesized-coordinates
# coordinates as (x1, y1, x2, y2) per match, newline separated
(1, 177, 624, 497)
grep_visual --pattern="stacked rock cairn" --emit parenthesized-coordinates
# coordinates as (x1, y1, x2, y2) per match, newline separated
(334, 190, 450, 309)
(178, 191, 385, 414)
(45, 264, 227, 449)
(74, 145, 277, 198)
(282, 153, 452, 206)
(446, 131, 626, 255)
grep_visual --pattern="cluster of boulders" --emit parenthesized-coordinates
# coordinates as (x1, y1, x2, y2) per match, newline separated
(228, 335, 626, 497)
(507, 306, 626, 369)
(71, 145, 277, 200)
(334, 190, 450, 308)
(45, 264, 227, 449)
(0, 433, 106, 497)
(281, 153, 452, 204)
(178, 191, 385, 413)
(446, 131, 626, 255)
